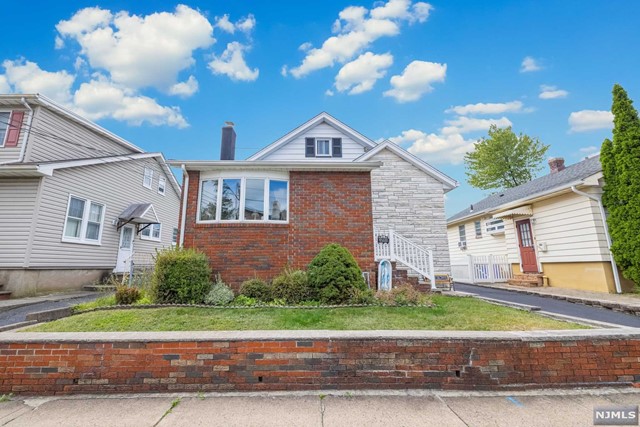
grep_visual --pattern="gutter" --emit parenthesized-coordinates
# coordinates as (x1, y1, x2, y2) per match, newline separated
(179, 164, 189, 247)
(570, 186, 622, 294)
(18, 97, 33, 162)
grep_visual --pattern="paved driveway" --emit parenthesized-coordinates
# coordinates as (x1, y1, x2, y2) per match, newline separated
(455, 282, 640, 327)
(0, 294, 102, 328)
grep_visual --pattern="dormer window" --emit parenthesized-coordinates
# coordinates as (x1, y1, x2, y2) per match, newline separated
(305, 137, 342, 158)
(316, 139, 331, 156)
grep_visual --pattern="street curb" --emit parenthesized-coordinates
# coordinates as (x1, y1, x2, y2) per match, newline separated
(459, 282, 640, 317)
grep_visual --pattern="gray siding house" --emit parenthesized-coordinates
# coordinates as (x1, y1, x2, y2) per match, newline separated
(0, 94, 180, 297)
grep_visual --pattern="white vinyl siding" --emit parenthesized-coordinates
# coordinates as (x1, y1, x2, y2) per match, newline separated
(0, 179, 40, 267)
(28, 157, 180, 268)
(24, 106, 132, 163)
(261, 122, 366, 161)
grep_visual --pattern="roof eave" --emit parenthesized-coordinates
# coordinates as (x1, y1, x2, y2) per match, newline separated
(169, 160, 382, 172)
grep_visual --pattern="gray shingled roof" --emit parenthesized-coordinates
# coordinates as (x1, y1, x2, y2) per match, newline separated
(447, 155, 602, 223)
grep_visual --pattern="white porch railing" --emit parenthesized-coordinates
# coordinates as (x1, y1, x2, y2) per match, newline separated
(451, 254, 512, 284)
(373, 229, 436, 290)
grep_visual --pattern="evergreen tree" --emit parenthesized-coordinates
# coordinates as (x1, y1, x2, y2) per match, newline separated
(601, 84, 640, 286)
(464, 125, 549, 191)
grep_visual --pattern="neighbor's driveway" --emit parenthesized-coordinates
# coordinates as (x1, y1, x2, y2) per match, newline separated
(0, 293, 101, 328)
(455, 283, 640, 327)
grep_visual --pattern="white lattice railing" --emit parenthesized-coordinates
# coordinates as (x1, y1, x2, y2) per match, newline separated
(374, 229, 435, 290)
(451, 254, 512, 284)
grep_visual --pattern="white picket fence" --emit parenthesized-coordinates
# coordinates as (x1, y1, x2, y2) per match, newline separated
(451, 254, 512, 284)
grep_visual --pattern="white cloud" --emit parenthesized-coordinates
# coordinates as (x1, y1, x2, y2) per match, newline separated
(215, 13, 255, 35)
(390, 129, 475, 164)
(208, 42, 259, 82)
(335, 52, 393, 94)
(280, 65, 288, 77)
(0, 75, 10, 93)
(569, 110, 613, 132)
(539, 84, 568, 99)
(73, 75, 188, 128)
(215, 14, 235, 33)
(441, 116, 512, 135)
(299, 42, 313, 52)
(446, 101, 523, 115)
(289, 0, 431, 78)
(520, 56, 542, 72)
(2, 59, 75, 104)
(325, 89, 335, 96)
(54, 36, 65, 50)
(56, 5, 215, 92)
(383, 60, 446, 102)
(168, 75, 198, 97)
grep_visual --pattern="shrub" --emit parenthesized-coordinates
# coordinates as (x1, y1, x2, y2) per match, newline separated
(239, 278, 273, 302)
(153, 247, 212, 304)
(205, 280, 234, 306)
(349, 287, 375, 305)
(115, 285, 141, 305)
(375, 283, 432, 306)
(232, 295, 258, 306)
(271, 268, 310, 304)
(307, 243, 367, 304)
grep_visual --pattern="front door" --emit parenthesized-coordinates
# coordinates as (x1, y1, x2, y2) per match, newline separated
(114, 226, 134, 273)
(516, 219, 538, 273)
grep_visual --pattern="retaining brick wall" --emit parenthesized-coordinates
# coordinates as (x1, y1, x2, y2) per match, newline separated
(1, 332, 639, 395)
(181, 171, 376, 289)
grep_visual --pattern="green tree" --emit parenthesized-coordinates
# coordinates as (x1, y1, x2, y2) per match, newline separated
(464, 125, 549, 191)
(601, 84, 640, 287)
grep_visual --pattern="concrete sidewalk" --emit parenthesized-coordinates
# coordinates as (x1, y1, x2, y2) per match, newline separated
(462, 282, 640, 315)
(1, 388, 638, 427)
(0, 292, 98, 313)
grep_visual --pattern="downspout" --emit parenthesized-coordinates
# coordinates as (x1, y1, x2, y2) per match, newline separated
(18, 97, 34, 162)
(179, 165, 189, 247)
(571, 185, 622, 294)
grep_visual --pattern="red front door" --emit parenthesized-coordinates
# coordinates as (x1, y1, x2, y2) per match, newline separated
(516, 219, 538, 273)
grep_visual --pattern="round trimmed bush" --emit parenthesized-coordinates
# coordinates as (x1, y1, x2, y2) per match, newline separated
(205, 281, 234, 306)
(307, 243, 367, 304)
(239, 278, 272, 302)
(153, 247, 212, 304)
(271, 268, 309, 304)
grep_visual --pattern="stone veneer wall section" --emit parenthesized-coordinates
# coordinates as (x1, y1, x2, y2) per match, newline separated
(181, 171, 375, 288)
(368, 149, 451, 274)
(1, 330, 638, 395)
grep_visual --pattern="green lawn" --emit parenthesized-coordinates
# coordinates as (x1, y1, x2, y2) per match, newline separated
(25, 296, 586, 332)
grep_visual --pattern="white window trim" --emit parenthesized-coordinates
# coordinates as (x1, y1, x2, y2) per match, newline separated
(158, 177, 166, 195)
(140, 223, 162, 242)
(0, 110, 12, 148)
(197, 173, 290, 224)
(143, 167, 153, 189)
(315, 138, 331, 157)
(61, 194, 106, 246)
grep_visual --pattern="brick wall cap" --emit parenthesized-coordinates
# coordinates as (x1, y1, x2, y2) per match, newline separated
(2, 327, 639, 343)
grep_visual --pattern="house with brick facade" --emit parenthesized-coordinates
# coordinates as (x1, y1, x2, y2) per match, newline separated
(171, 113, 457, 289)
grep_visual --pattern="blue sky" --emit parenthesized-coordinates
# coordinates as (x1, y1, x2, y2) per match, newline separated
(2, 1, 639, 216)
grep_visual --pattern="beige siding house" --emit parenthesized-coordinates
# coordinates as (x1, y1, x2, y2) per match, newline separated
(0, 94, 180, 297)
(245, 112, 457, 279)
(447, 156, 634, 294)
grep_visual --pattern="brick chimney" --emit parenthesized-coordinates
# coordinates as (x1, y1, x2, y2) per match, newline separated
(548, 157, 565, 174)
(220, 122, 236, 161)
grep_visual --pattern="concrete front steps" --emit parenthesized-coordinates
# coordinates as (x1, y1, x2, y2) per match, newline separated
(508, 273, 543, 288)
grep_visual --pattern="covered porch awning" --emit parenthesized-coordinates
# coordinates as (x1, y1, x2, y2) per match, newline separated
(492, 205, 533, 219)
(117, 203, 159, 233)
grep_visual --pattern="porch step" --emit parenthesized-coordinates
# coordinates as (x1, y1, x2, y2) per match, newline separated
(0, 291, 12, 300)
(508, 273, 543, 288)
